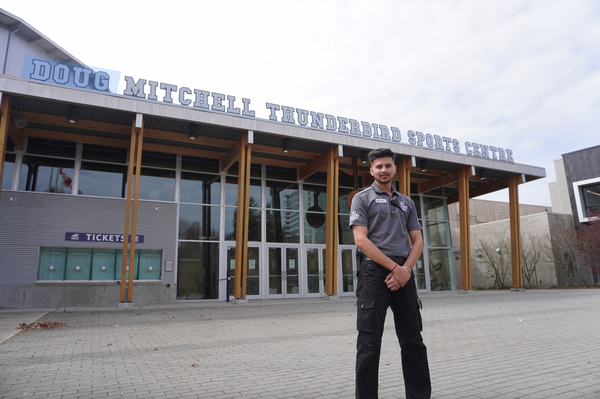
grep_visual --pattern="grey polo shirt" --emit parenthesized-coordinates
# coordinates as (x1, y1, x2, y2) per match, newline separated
(349, 181, 422, 258)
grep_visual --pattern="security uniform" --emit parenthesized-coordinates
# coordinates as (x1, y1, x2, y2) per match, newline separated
(350, 181, 431, 399)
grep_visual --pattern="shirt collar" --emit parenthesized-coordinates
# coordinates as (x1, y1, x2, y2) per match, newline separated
(371, 181, 399, 196)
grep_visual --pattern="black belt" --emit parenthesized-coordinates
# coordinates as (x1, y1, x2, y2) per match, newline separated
(364, 255, 406, 264)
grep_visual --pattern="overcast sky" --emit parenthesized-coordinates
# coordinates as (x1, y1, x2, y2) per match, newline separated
(4, 0, 600, 206)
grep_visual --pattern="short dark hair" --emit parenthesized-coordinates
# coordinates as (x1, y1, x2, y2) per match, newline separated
(368, 148, 395, 163)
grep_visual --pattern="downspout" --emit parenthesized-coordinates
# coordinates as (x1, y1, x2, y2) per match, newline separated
(3, 24, 20, 74)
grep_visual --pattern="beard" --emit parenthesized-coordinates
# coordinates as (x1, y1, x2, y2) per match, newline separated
(373, 174, 394, 185)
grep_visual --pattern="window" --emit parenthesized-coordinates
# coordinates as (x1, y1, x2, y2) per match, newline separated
(2, 153, 15, 189)
(573, 177, 600, 222)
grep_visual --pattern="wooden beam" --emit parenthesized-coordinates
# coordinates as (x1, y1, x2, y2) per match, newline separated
(120, 118, 137, 303)
(21, 127, 130, 148)
(234, 132, 250, 299)
(447, 176, 510, 204)
(250, 144, 319, 160)
(458, 166, 472, 290)
(419, 166, 475, 194)
(144, 127, 235, 148)
(509, 174, 524, 289)
(396, 156, 414, 196)
(8, 122, 26, 151)
(298, 146, 339, 181)
(127, 118, 144, 302)
(220, 138, 244, 173)
(15, 110, 131, 135)
(325, 146, 339, 296)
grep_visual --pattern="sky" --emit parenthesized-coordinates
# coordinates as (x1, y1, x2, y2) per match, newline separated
(4, 0, 600, 206)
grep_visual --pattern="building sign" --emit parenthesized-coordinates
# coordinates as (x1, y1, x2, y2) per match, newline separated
(65, 232, 144, 243)
(22, 55, 120, 93)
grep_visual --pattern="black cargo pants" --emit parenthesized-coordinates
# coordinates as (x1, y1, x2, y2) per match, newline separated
(355, 259, 431, 399)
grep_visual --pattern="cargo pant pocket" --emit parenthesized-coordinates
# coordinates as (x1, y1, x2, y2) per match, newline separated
(356, 300, 375, 333)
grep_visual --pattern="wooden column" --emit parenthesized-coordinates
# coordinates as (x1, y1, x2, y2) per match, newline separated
(458, 166, 473, 290)
(120, 114, 144, 303)
(396, 156, 412, 196)
(509, 174, 524, 289)
(0, 94, 10, 203)
(234, 131, 252, 299)
(325, 146, 341, 295)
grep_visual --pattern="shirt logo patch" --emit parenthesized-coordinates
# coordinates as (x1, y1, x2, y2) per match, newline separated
(375, 199, 387, 203)
(399, 200, 409, 212)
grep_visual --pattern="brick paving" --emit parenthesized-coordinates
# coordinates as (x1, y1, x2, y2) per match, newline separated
(1, 289, 599, 398)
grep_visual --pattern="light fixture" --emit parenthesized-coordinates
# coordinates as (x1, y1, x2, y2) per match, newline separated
(360, 151, 368, 164)
(282, 139, 291, 153)
(188, 124, 199, 140)
(479, 169, 488, 180)
(67, 105, 79, 123)
(13, 116, 27, 129)
(420, 161, 428, 172)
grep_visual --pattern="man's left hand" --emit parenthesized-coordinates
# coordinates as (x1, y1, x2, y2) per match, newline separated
(385, 266, 411, 291)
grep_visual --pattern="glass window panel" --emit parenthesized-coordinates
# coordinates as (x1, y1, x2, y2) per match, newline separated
(177, 241, 219, 299)
(79, 161, 127, 198)
(422, 187, 445, 197)
(179, 204, 220, 240)
(6, 137, 15, 152)
(226, 162, 261, 178)
(224, 207, 261, 242)
(27, 137, 76, 158)
(226, 247, 237, 297)
(82, 144, 127, 163)
(91, 249, 117, 280)
(266, 165, 296, 181)
(415, 254, 426, 290)
(266, 210, 300, 243)
(225, 177, 261, 206)
(138, 250, 162, 280)
(180, 172, 221, 204)
(19, 155, 74, 193)
(2, 153, 15, 189)
(583, 183, 600, 215)
(411, 196, 422, 220)
(65, 248, 92, 280)
(425, 221, 451, 248)
(247, 247, 260, 295)
(428, 249, 455, 291)
(306, 248, 320, 294)
(338, 215, 355, 245)
(116, 249, 140, 280)
(338, 187, 354, 214)
(341, 249, 354, 293)
(133, 167, 175, 201)
(304, 171, 327, 185)
(286, 248, 299, 294)
(304, 214, 326, 244)
(38, 248, 66, 281)
(266, 181, 299, 210)
(182, 156, 220, 173)
(141, 151, 176, 168)
(268, 247, 282, 295)
(423, 196, 448, 220)
(339, 169, 354, 188)
(303, 184, 327, 212)
(410, 183, 419, 195)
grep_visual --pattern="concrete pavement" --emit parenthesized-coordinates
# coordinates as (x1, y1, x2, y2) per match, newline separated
(1, 289, 599, 398)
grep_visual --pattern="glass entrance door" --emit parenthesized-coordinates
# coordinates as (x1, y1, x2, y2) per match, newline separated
(267, 246, 300, 298)
(339, 247, 357, 296)
(226, 245, 261, 299)
(305, 246, 326, 297)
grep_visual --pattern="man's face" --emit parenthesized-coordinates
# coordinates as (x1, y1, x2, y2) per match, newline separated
(370, 156, 396, 185)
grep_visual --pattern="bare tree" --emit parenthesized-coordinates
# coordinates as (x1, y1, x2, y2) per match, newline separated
(521, 233, 543, 288)
(546, 223, 587, 285)
(473, 237, 511, 288)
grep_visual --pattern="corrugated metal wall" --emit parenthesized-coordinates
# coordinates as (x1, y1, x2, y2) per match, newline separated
(0, 191, 177, 286)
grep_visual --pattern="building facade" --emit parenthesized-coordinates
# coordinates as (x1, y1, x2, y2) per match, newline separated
(0, 8, 546, 307)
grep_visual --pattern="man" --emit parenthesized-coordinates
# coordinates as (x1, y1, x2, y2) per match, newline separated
(350, 148, 431, 399)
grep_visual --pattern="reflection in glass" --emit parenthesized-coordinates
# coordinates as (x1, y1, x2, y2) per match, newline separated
(266, 181, 299, 210)
(583, 183, 600, 214)
(2, 153, 15, 189)
(224, 207, 261, 242)
(180, 172, 221, 204)
(266, 210, 300, 243)
(116, 249, 140, 280)
(138, 250, 162, 280)
(423, 196, 448, 220)
(411, 196, 422, 220)
(269, 247, 282, 295)
(303, 184, 327, 211)
(341, 249, 354, 293)
(304, 216, 326, 244)
(135, 168, 175, 201)
(227, 247, 237, 297)
(19, 155, 74, 193)
(177, 242, 219, 299)
(286, 248, 299, 294)
(79, 162, 127, 198)
(338, 215, 355, 245)
(425, 221, 451, 248)
(38, 248, 66, 280)
(65, 249, 92, 280)
(306, 248, 320, 294)
(428, 249, 455, 291)
(415, 254, 426, 290)
(92, 250, 117, 280)
(338, 187, 354, 214)
(247, 247, 260, 296)
(225, 177, 261, 206)
(179, 204, 220, 240)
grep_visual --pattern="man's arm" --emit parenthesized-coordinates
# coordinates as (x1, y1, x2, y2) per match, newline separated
(352, 226, 412, 291)
(386, 229, 424, 290)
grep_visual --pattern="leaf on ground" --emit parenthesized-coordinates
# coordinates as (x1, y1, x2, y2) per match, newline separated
(18, 322, 67, 330)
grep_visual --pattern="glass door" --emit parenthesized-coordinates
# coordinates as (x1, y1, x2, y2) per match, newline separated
(267, 245, 301, 298)
(226, 245, 261, 299)
(305, 246, 325, 297)
(339, 246, 357, 296)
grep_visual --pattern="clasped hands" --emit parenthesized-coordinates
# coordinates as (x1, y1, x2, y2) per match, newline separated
(385, 265, 412, 291)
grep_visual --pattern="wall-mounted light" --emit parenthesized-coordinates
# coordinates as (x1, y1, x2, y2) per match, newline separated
(479, 169, 488, 180)
(188, 124, 199, 140)
(13, 116, 27, 129)
(420, 161, 429, 172)
(67, 105, 79, 123)
(360, 151, 368, 164)
(282, 139, 291, 153)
